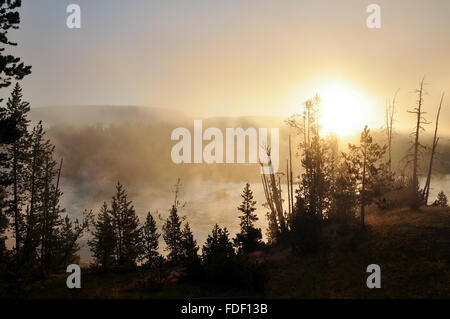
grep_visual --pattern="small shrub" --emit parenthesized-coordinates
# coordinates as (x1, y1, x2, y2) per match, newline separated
(432, 191, 448, 207)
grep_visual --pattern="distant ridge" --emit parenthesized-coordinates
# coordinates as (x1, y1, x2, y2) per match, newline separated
(29, 105, 191, 126)
(29, 105, 288, 128)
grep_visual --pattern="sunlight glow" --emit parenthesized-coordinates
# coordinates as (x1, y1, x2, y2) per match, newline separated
(317, 81, 372, 137)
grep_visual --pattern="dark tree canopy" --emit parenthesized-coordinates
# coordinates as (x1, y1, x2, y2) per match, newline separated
(202, 224, 235, 266)
(180, 222, 199, 267)
(141, 211, 160, 265)
(234, 183, 262, 253)
(162, 204, 183, 263)
(89, 202, 116, 269)
(0, 0, 31, 89)
(0, 0, 31, 252)
(432, 191, 448, 207)
(110, 182, 142, 267)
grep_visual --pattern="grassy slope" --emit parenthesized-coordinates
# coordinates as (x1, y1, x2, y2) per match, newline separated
(23, 207, 449, 299)
(267, 207, 450, 298)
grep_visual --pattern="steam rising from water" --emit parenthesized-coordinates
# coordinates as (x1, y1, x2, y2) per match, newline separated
(60, 179, 280, 263)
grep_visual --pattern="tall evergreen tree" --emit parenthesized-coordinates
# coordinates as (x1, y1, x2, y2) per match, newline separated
(22, 122, 52, 263)
(234, 183, 262, 253)
(287, 95, 334, 224)
(328, 161, 359, 225)
(141, 211, 160, 265)
(109, 182, 142, 267)
(57, 212, 92, 267)
(0, 0, 31, 254)
(432, 191, 448, 207)
(38, 147, 65, 271)
(89, 203, 116, 269)
(238, 183, 258, 231)
(296, 135, 333, 220)
(343, 126, 386, 227)
(2, 83, 30, 257)
(162, 204, 183, 263)
(202, 224, 235, 267)
(180, 222, 199, 266)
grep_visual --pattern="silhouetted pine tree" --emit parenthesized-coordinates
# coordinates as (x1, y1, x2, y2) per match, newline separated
(22, 122, 52, 263)
(110, 182, 142, 267)
(0, 0, 31, 90)
(287, 95, 334, 253)
(3, 83, 30, 258)
(432, 191, 448, 207)
(0, 0, 31, 255)
(141, 211, 160, 266)
(343, 126, 386, 227)
(180, 222, 199, 267)
(0, 3, 92, 275)
(234, 183, 262, 253)
(89, 203, 116, 269)
(57, 212, 92, 267)
(296, 135, 333, 220)
(201, 224, 236, 284)
(288, 95, 334, 225)
(202, 224, 235, 268)
(328, 161, 358, 226)
(162, 204, 183, 263)
(39, 149, 65, 272)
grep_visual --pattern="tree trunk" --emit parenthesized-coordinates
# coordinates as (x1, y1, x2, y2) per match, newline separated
(12, 141, 20, 258)
(423, 93, 444, 205)
(286, 159, 291, 217)
(386, 90, 398, 173)
(411, 79, 425, 209)
(289, 135, 294, 216)
(361, 146, 367, 227)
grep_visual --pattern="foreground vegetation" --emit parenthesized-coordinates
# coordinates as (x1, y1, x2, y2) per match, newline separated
(5, 206, 447, 299)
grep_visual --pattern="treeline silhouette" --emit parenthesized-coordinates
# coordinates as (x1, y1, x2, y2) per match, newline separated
(0, 84, 92, 282)
(87, 179, 266, 292)
(0, 1, 91, 294)
(263, 90, 448, 254)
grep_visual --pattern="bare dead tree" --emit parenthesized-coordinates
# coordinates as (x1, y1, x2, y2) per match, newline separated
(260, 146, 286, 240)
(423, 92, 444, 205)
(289, 135, 294, 216)
(286, 159, 291, 217)
(284, 135, 295, 221)
(407, 77, 430, 209)
(386, 89, 399, 172)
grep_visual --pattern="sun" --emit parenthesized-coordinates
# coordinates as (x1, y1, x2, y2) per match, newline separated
(287, 78, 380, 138)
(317, 81, 372, 137)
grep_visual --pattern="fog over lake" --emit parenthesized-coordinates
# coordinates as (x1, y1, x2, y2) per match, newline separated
(60, 178, 278, 263)
(60, 175, 450, 263)
(4, 106, 447, 263)
(7, 174, 447, 263)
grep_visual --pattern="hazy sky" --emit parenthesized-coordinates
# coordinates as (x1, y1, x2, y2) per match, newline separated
(7, 0, 450, 133)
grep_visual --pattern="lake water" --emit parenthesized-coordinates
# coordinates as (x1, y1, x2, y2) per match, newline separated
(60, 179, 277, 263)
(6, 175, 450, 263)
(420, 175, 450, 204)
